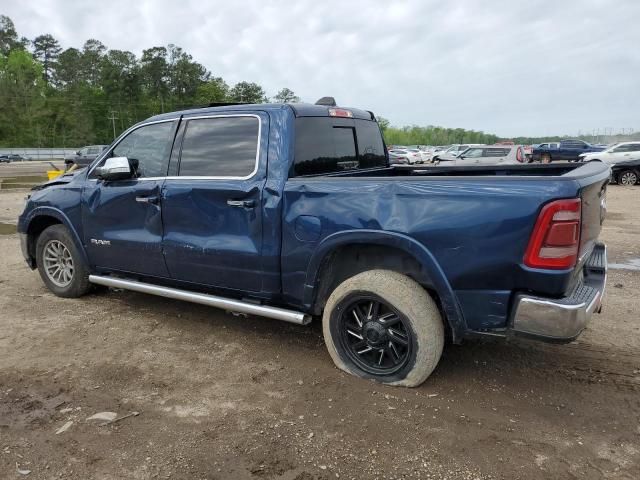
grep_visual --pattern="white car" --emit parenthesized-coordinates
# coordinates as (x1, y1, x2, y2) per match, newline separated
(388, 148, 422, 164)
(435, 145, 525, 166)
(433, 144, 485, 162)
(578, 141, 640, 165)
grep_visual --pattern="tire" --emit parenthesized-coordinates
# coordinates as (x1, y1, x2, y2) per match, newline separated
(322, 270, 444, 387)
(618, 170, 638, 186)
(36, 224, 91, 298)
(541, 153, 551, 164)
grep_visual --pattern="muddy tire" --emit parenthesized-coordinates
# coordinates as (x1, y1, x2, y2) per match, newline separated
(322, 270, 444, 387)
(36, 224, 91, 298)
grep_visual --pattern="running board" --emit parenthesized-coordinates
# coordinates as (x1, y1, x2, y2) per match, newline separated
(88, 275, 311, 325)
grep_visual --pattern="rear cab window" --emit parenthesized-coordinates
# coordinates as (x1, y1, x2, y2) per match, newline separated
(292, 117, 387, 176)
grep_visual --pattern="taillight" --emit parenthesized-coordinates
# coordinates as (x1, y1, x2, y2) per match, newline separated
(524, 198, 581, 269)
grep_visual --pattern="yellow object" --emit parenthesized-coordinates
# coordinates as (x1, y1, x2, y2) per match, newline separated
(47, 170, 63, 180)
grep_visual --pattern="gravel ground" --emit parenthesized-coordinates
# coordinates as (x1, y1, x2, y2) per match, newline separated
(0, 184, 639, 480)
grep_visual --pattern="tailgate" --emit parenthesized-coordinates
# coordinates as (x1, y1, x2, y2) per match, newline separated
(567, 161, 610, 264)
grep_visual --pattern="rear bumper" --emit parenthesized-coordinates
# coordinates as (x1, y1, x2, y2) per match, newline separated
(510, 243, 607, 343)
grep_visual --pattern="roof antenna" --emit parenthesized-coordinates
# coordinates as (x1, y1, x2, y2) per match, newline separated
(315, 97, 337, 107)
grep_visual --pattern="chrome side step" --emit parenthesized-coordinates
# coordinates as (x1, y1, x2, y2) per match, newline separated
(88, 275, 311, 325)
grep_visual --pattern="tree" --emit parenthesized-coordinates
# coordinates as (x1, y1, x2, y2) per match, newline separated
(55, 48, 82, 86)
(32, 34, 62, 85)
(0, 49, 46, 145)
(166, 44, 209, 108)
(273, 87, 300, 103)
(194, 76, 229, 105)
(140, 46, 169, 111)
(229, 81, 266, 104)
(0, 15, 27, 56)
(80, 39, 106, 85)
(377, 116, 390, 133)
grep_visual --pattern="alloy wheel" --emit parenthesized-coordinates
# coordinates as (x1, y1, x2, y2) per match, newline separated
(339, 296, 413, 375)
(620, 172, 637, 186)
(43, 239, 74, 287)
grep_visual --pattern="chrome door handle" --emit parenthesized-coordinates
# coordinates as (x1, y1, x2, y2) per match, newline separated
(227, 199, 255, 208)
(136, 195, 159, 204)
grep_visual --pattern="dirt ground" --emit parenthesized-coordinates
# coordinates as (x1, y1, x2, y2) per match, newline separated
(0, 182, 639, 480)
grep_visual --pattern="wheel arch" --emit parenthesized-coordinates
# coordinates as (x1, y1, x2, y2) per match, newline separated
(23, 207, 88, 268)
(304, 230, 465, 342)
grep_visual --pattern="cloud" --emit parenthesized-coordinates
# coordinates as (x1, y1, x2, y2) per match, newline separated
(5, 0, 640, 136)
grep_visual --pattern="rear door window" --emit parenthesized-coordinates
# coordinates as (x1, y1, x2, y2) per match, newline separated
(293, 117, 386, 176)
(178, 116, 260, 177)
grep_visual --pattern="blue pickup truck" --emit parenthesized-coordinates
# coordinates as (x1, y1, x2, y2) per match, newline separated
(532, 139, 606, 163)
(18, 100, 610, 387)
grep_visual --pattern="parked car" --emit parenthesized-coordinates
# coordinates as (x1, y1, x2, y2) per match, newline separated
(388, 148, 422, 164)
(578, 141, 640, 164)
(18, 100, 609, 388)
(432, 144, 485, 162)
(532, 139, 605, 163)
(64, 145, 109, 168)
(0, 154, 26, 162)
(435, 145, 526, 166)
(609, 160, 640, 186)
(388, 150, 409, 165)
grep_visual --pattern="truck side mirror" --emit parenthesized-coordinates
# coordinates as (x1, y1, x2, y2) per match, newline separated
(97, 157, 133, 181)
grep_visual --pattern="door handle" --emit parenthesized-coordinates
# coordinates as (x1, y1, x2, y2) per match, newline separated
(227, 199, 255, 208)
(136, 195, 159, 204)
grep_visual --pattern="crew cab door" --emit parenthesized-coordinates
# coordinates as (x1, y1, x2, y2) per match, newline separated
(81, 120, 177, 277)
(161, 112, 267, 293)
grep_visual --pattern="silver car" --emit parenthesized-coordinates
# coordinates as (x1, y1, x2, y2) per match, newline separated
(433, 144, 485, 162)
(435, 145, 526, 166)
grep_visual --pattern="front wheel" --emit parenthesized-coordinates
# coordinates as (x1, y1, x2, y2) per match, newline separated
(322, 270, 444, 387)
(36, 224, 92, 298)
(541, 153, 551, 164)
(618, 170, 638, 186)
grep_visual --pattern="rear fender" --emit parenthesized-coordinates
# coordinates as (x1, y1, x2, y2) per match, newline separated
(304, 229, 466, 342)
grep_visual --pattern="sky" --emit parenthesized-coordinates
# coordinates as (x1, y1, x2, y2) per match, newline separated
(3, 0, 639, 137)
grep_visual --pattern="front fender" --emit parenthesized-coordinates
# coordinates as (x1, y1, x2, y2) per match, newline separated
(303, 229, 466, 342)
(21, 206, 89, 266)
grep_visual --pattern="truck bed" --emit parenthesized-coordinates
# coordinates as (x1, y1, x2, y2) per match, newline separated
(318, 161, 601, 179)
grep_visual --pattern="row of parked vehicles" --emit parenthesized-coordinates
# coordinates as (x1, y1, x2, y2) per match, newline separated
(388, 143, 527, 166)
(388, 140, 640, 185)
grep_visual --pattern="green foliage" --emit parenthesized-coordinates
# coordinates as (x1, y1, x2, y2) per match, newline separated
(383, 124, 499, 147)
(229, 81, 267, 104)
(273, 87, 300, 103)
(0, 16, 288, 147)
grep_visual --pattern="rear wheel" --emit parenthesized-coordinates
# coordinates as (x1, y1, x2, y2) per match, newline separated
(36, 225, 91, 298)
(322, 270, 444, 387)
(541, 153, 551, 164)
(618, 170, 638, 186)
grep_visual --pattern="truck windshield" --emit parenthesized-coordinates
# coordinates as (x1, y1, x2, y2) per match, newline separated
(292, 117, 387, 176)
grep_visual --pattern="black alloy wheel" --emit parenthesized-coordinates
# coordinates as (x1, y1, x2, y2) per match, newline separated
(338, 295, 413, 376)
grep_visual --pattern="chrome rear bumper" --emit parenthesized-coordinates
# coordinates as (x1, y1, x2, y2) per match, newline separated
(511, 243, 606, 342)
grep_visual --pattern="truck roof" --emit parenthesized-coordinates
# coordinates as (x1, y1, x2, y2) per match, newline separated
(145, 102, 375, 123)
